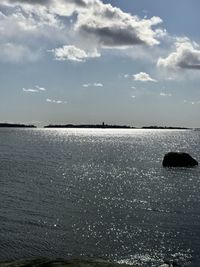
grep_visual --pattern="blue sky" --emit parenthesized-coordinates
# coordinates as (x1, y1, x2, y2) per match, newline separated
(1, 0, 200, 127)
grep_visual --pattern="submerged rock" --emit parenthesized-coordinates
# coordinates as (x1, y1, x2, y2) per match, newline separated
(162, 152, 198, 167)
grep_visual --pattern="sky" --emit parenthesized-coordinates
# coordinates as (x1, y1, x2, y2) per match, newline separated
(1, 0, 200, 127)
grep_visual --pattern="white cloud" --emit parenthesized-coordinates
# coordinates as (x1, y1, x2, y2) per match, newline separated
(82, 82, 103, 87)
(23, 85, 46, 93)
(23, 88, 38, 93)
(52, 45, 87, 62)
(46, 98, 67, 104)
(160, 92, 172, 97)
(52, 45, 100, 62)
(75, 3, 162, 48)
(133, 72, 157, 82)
(93, 83, 103, 87)
(157, 38, 200, 70)
(82, 83, 90, 88)
(131, 95, 136, 98)
(35, 85, 46, 91)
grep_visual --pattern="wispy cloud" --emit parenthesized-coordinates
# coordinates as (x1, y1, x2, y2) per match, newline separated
(133, 72, 157, 82)
(22, 85, 46, 93)
(82, 84, 90, 88)
(184, 100, 200, 105)
(23, 88, 39, 93)
(93, 83, 103, 87)
(82, 83, 103, 87)
(35, 85, 46, 91)
(0, 43, 41, 63)
(46, 98, 67, 104)
(160, 92, 172, 97)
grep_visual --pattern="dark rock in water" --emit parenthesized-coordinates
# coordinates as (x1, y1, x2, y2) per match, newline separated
(162, 152, 198, 167)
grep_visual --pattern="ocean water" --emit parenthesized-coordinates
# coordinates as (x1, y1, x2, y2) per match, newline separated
(0, 128, 200, 266)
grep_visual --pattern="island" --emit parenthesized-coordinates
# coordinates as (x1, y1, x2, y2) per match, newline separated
(141, 126, 190, 130)
(44, 123, 192, 130)
(0, 123, 36, 128)
(44, 122, 135, 129)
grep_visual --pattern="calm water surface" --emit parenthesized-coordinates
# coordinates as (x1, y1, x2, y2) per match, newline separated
(0, 128, 200, 266)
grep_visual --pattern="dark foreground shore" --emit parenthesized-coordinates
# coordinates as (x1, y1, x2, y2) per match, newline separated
(0, 259, 140, 267)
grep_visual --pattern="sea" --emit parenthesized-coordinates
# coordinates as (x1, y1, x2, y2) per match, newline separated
(0, 128, 200, 267)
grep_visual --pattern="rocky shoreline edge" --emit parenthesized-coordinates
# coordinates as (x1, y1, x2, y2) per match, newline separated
(0, 257, 185, 267)
(0, 258, 139, 267)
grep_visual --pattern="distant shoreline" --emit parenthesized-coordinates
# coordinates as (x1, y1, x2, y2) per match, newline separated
(44, 124, 191, 130)
(0, 123, 36, 128)
(44, 124, 134, 129)
(0, 123, 195, 130)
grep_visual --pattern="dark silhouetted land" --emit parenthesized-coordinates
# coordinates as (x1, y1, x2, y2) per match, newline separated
(142, 126, 190, 130)
(44, 123, 191, 130)
(0, 122, 193, 130)
(0, 123, 36, 128)
(44, 123, 135, 129)
(0, 258, 138, 267)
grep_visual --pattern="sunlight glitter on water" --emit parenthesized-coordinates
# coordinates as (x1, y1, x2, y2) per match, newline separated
(117, 250, 192, 267)
(0, 129, 200, 266)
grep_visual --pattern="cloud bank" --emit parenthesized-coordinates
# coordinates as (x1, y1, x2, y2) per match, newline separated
(0, 0, 163, 62)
